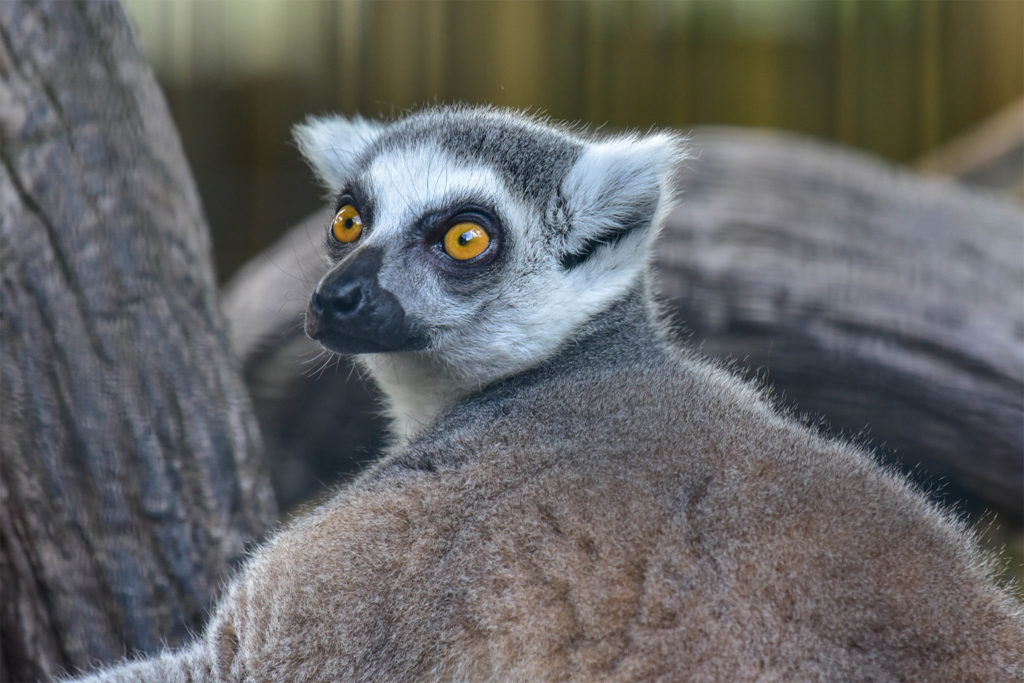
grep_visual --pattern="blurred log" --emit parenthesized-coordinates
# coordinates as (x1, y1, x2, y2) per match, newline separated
(224, 128, 1023, 524)
(664, 129, 1023, 522)
(917, 96, 1024, 201)
(0, 2, 277, 680)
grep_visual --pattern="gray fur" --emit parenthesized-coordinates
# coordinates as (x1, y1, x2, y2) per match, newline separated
(75, 107, 1023, 681)
(368, 106, 585, 208)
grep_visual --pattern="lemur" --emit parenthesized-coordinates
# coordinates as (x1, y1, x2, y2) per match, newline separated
(78, 106, 1022, 681)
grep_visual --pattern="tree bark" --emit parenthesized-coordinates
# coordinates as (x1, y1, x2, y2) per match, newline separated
(224, 130, 1023, 523)
(0, 2, 277, 680)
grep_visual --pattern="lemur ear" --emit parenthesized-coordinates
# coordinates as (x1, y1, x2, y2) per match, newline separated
(293, 114, 384, 191)
(557, 132, 686, 270)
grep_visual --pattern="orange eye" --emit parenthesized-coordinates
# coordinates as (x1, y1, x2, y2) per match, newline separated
(443, 222, 490, 261)
(332, 205, 363, 243)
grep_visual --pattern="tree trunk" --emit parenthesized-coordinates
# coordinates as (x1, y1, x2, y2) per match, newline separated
(224, 130, 1023, 524)
(0, 2, 277, 680)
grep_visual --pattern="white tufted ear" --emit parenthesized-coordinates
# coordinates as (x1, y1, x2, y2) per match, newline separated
(292, 114, 385, 191)
(558, 132, 687, 269)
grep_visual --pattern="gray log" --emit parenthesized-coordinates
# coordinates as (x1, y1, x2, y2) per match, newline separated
(664, 129, 1023, 520)
(224, 129, 1023, 522)
(0, 2, 277, 679)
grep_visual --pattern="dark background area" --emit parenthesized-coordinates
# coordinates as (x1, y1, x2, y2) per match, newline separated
(121, 0, 1024, 283)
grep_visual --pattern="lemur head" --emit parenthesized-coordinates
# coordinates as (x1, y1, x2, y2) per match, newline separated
(295, 106, 684, 433)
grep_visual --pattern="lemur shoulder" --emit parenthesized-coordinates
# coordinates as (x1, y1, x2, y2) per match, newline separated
(78, 106, 1023, 681)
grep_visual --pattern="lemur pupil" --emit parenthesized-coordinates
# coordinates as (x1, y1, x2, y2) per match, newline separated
(344, 219, 354, 229)
(458, 232, 473, 246)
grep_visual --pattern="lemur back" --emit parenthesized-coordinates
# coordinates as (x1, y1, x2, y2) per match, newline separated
(77, 107, 1022, 681)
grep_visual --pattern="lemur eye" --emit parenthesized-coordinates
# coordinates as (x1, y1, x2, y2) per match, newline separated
(332, 205, 363, 243)
(443, 222, 490, 261)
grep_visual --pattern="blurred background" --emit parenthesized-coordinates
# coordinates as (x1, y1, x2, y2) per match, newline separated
(121, 0, 1023, 283)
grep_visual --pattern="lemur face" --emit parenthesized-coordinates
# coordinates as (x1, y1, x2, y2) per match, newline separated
(296, 107, 683, 383)
(304, 141, 531, 356)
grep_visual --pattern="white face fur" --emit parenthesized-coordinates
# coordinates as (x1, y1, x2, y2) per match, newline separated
(295, 107, 685, 440)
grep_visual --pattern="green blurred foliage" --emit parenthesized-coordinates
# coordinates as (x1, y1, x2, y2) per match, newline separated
(123, 0, 1023, 280)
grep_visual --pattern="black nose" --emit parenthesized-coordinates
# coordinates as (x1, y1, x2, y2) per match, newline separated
(306, 247, 419, 354)
(314, 278, 363, 318)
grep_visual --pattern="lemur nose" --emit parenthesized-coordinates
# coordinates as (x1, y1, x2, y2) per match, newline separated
(305, 246, 418, 353)
(319, 280, 363, 317)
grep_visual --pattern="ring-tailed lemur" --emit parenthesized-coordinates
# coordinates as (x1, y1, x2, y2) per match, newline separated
(77, 106, 1022, 681)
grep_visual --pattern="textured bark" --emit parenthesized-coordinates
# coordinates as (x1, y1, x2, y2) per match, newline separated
(224, 129, 1023, 522)
(0, 2, 277, 680)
